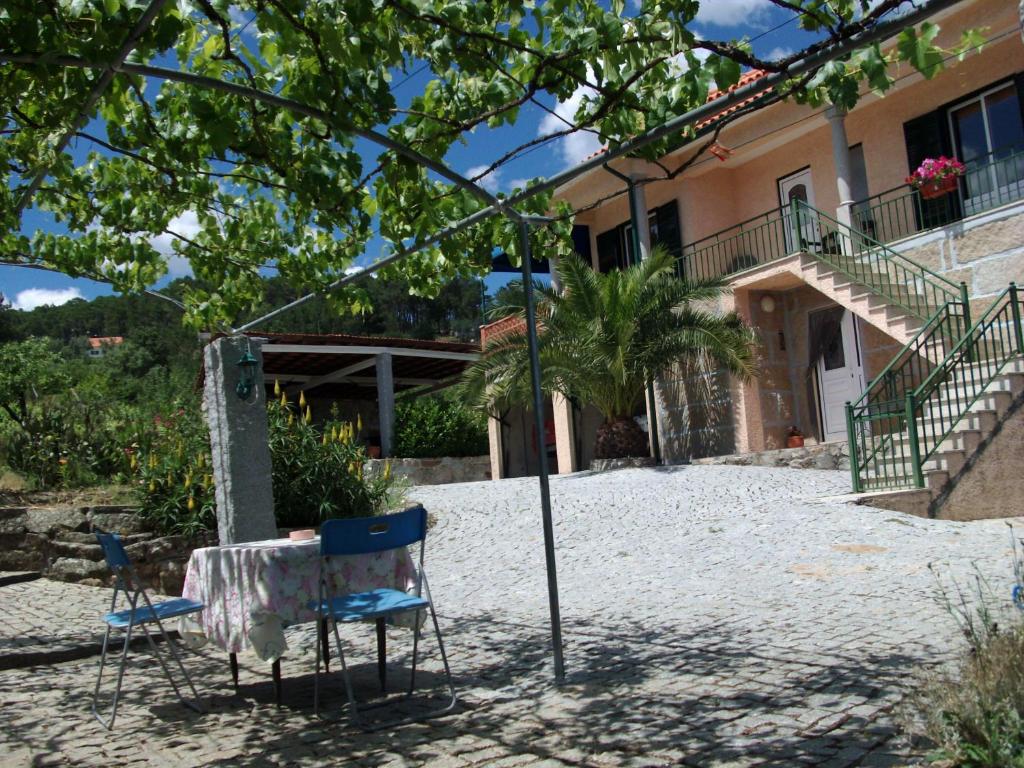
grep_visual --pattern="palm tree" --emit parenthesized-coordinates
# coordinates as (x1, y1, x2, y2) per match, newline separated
(462, 246, 757, 460)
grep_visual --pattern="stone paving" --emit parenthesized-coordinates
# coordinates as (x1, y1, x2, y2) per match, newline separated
(1, 465, 1022, 767)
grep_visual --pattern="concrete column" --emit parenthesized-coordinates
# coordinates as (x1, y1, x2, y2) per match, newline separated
(203, 336, 278, 545)
(551, 392, 577, 473)
(376, 352, 395, 458)
(826, 105, 855, 230)
(487, 415, 505, 479)
(631, 175, 663, 462)
(630, 177, 652, 263)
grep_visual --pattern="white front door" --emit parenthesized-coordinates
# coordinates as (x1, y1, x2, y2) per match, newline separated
(816, 309, 865, 442)
(778, 168, 818, 253)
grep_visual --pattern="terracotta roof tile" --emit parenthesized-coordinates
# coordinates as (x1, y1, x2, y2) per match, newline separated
(578, 68, 770, 164)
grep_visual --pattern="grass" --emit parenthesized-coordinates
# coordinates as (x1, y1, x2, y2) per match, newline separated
(902, 558, 1024, 768)
(0, 483, 141, 508)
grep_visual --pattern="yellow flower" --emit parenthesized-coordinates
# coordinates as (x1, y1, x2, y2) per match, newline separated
(330, 426, 338, 442)
(288, 413, 294, 426)
(348, 461, 357, 474)
(129, 455, 138, 471)
(356, 413, 363, 433)
(280, 391, 288, 407)
(299, 391, 306, 409)
(322, 433, 328, 445)
(197, 453, 204, 468)
(205, 473, 213, 487)
(383, 461, 391, 480)
(148, 480, 156, 493)
(184, 473, 192, 489)
(187, 497, 196, 512)
(305, 405, 312, 423)
(148, 454, 157, 469)
(274, 379, 281, 397)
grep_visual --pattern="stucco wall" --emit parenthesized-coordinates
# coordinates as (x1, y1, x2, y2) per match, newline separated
(567, 1, 1021, 255)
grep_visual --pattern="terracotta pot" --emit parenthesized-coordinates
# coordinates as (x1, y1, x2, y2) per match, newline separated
(786, 435, 805, 448)
(918, 176, 959, 200)
(367, 445, 381, 459)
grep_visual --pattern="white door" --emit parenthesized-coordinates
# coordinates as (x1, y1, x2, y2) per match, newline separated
(778, 168, 817, 253)
(817, 309, 865, 442)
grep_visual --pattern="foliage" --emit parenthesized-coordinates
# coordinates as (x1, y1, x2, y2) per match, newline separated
(0, 338, 71, 428)
(393, 393, 488, 458)
(134, 402, 216, 537)
(266, 396, 405, 529)
(462, 246, 756, 423)
(0, 1, 979, 329)
(902, 552, 1024, 768)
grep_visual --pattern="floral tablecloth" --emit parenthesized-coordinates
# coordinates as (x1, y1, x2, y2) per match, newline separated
(180, 536, 417, 661)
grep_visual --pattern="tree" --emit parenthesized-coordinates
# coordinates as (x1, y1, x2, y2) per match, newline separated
(0, 338, 71, 429)
(461, 247, 756, 459)
(0, 1, 979, 329)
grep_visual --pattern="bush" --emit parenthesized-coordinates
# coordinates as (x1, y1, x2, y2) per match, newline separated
(903, 557, 1024, 768)
(393, 394, 488, 458)
(267, 396, 404, 528)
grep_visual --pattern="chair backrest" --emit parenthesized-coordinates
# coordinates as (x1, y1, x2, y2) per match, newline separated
(320, 506, 427, 557)
(95, 531, 131, 571)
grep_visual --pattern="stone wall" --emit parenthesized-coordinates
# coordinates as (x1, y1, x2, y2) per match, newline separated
(365, 456, 491, 486)
(693, 440, 850, 471)
(895, 201, 1024, 303)
(0, 505, 212, 595)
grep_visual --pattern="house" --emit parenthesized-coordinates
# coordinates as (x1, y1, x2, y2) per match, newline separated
(86, 336, 124, 358)
(484, 0, 1024, 518)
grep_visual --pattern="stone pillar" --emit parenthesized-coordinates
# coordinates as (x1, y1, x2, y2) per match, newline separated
(551, 392, 577, 473)
(203, 336, 278, 545)
(826, 105, 855, 230)
(631, 176, 663, 461)
(376, 352, 395, 458)
(487, 415, 505, 479)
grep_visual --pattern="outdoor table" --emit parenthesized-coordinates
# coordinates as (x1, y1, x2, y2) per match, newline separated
(179, 535, 417, 701)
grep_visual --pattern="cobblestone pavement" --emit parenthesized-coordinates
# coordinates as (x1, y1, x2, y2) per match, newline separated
(1, 465, 1021, 767)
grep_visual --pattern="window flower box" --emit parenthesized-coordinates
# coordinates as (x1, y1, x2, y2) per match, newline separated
(907, 156, 965, 200)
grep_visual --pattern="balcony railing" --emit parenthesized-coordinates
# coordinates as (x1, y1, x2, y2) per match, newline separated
(850, 148, 1024, 246)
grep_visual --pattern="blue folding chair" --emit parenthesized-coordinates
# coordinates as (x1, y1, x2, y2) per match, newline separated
(92, 532, 205, 729)
(310, 506, 456, 728)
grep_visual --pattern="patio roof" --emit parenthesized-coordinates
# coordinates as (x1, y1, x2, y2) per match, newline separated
(237, 331, 480, 400)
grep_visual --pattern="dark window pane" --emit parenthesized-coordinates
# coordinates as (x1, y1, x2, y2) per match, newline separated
(985, 85, 1024, 156)
(952, 100, 987, 162)
(823, 329, 846, 371)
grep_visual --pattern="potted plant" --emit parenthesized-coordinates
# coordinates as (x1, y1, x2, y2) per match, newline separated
(786, 426, 805, 449)
(906, 156, 966, 200)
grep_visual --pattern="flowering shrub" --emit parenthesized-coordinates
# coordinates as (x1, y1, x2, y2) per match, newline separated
(906, 156, 966, 187)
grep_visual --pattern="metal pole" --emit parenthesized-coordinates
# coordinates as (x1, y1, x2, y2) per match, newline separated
(518, 219, 565, 681)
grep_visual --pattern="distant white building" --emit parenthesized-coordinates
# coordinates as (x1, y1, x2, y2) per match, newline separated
(86, 336, 124, 358)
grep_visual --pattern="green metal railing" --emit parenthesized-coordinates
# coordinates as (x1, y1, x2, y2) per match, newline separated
(847, 283, 1024, 492)
(680, 200, 964, 322)
(846, 301, 968, 491)
(791, 200, 963, 321)
(850, 148, 1024, 246)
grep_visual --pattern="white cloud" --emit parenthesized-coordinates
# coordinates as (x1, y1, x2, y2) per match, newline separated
(150, 211, 202, 278)
(538, 70, 605, 169)
(694, 0, 773, 27)
(344, 264, 365, 276)
(12, 287, 84, 311)
(764, 46, 794, 62)
(465, 164, 503, 194)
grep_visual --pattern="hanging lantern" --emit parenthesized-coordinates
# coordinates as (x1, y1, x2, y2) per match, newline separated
(235, 342, 259, 400)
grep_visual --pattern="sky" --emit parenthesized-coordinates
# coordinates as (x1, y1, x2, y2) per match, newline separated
(1, 0, 823, 316)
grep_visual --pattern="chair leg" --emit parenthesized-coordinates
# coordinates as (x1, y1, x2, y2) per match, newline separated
(376, 618, 387, 693)
(92, 622, 134, 730)
(150, 616, 204, 713)
(328, 618, 360, 724)
(408, 609, 422, 696)
(427, 601, 458, 712)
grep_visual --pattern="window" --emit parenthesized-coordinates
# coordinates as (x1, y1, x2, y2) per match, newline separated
(948, 81, 1024, 211)
(595, 201, 682, 273)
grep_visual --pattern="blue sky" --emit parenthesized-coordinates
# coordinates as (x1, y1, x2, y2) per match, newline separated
(1, 0, 821, 315)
